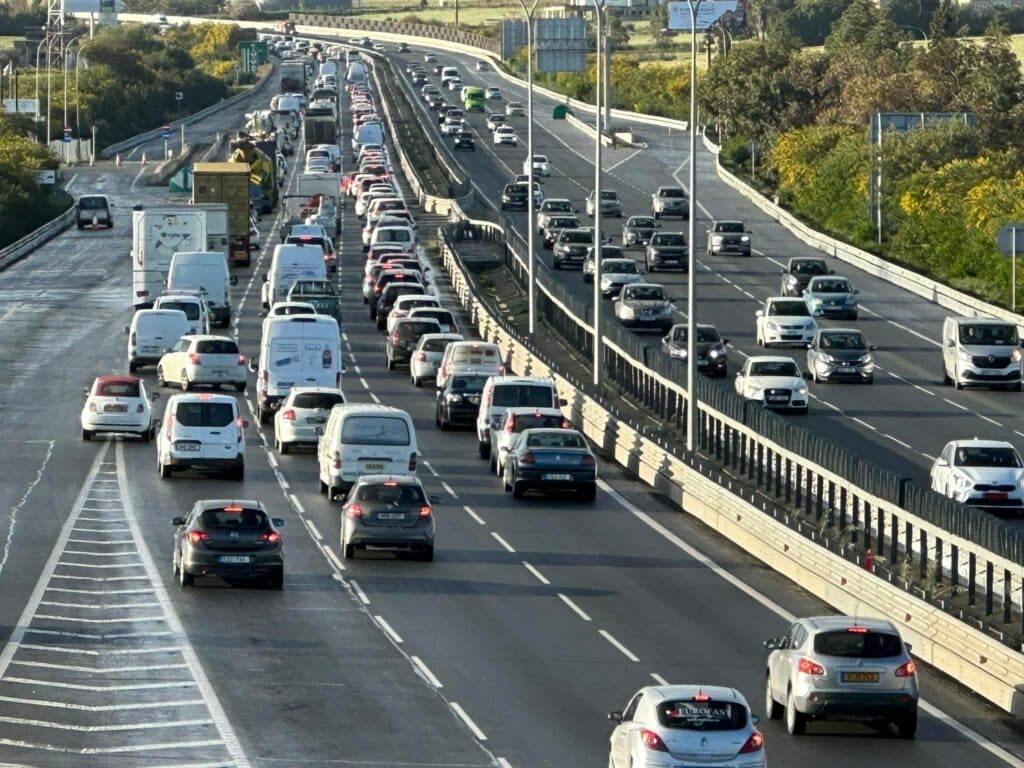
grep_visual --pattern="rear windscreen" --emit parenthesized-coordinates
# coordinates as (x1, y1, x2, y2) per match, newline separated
(174, 402, 234, 427)
(200, 508, 267, 530)
(355, 483, 425, 504)
(97, 381, 140, 397)
(492, 386, 554, 408)
(160, 301, 200, 320)
(657, 700, 746, 731)
(451, 346, 498, 363)
(341, 416, 411, 446)
(813, 630, 903, 658)
(422, 337, 455, 353)
(78, 197, 107, 209)
(293, 392, 345, 409)
(511, 414, 563, 431)
(398, 321, 441, 338)
(196, 339, 238, 354)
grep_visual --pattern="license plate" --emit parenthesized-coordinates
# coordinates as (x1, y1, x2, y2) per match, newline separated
(985, 491, 1008, 500)
(839, 367, 855, 373)
(378, 512, 404, 521)
(362, 462, 386, 471)
(105, 405, 127, 413)
(980, 370, 997, 376)
(218, 555, 252, 564)
(841, 672, 879, 683)
(211, 370, 226, 378)
(177, 443, 201, 452)
(543, 473, 573, 481)
(306, 416, 326, 424)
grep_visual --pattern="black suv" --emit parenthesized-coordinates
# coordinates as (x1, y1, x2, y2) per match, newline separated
(501, 183, 530, 211)
(436, 372, 490, 430)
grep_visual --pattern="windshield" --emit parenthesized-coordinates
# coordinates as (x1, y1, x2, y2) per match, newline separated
(195, 339, 238, 354)
(810, 279, 851, 293)
(599, 191, 618, 201)
(356, 482, 425, 504)
(96, 380, 140, 397)
(79, 196, 107, 209)
(525, 431, 586, 448)
(629, 218, 656, 228)
(422, 337, 456, 352)
(411, 309, 454, 324)
(292, 392, 344, 409)
(341, 416, 410, 446)
(605, 260, 639, 274)
(543, 200, 572, 213)
(672, 327, 720, 344)
(492, 386, 555, 407)
(959, 324, 1017, 345)
(792, 260, 828, 276)
(659, 188, 687, 198)
(291, 281, 336, 296)
(549, 218, 578, 229)
(450, 375, 489, 392)
(625, 286, 666, 301)
(175, 402, 234, 427)
(820, 332, 865, 350)
(653, 234, 686, 246)
(560, 231, 592, 244)
(750, 361, 799, 377)
(814, 629, 903, 658)
(954, 445, 1022, 468)
(769, 301, 810, 317)
(716, 222, 744, 233)
(160, 301, 199, 320)
(657, 700, 746, 731)
(200, 508, 268, 530)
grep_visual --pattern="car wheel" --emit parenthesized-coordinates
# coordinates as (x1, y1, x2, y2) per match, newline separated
(553, 259, 561, 270)
(785, 687, 807, 735)
(895, 712, 917, 739)
(765, 674, 783, 720)
(478, 440, 489, 459)
(159, 459, 172, 479)
(258, 405, 270, 425)
(866, 375, 874, 385)
(512, 481, 526, 499)
(156, 367, 167, 388)
(489, 452, 497, 473)
(268, 568, 284, 591)
(385, 354, 394, 371)
(180, 371, 190, 391)
(236, 380, 247, 393)
(344, 540, 356, 560)
(128, 360, 138, 373)
(942, 366, 952, 385)
(421, 545, 434, 562)
(82, 429, 92, 441)
(141, 426, 152, 444)
(647, 260, 655, 273)
(232, 462, 245, 481)
(580, 484, 597, 502)
(756, 333, 764, 347)
(955, 370, 964, 390)
(810, 367, 818, 383)
(279, 439, 290, 455)
(178, 555, 193, 588)
(412, 375, 422, 387)
(849, 311, 859, 321)
(653, 211, 660, 220)
(328, 484, 340, 502)
(439, 413, 449, 431)
(583, 273, 592, 283)
(319, 477, 328, 495)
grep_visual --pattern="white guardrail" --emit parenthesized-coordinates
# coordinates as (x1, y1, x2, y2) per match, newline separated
(0, 203, 76, 272)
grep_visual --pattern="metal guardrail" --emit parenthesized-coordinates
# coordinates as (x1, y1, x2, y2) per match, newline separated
(0, 203, 76, 273)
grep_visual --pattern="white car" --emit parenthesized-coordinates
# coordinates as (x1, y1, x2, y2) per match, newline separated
(386, 294, 441, 334)
(154, 292, 209, 336)
(447, 78, 464, 92)
(81, 375, 157, 442)
(493, 126, 519, 146)
(734, 355, 809, 413)
(492, 407, 567, 476)
(486, 113, 506, 132)
(274, 387, 347, 453)
(475, 59, 490, 71)
(608, 685, 766, 768)
(485, 86, 502, 100)
(156, 335, 248, 392)
(156, 393, 247, 480)
(613, 283, 674, 333)
(410, 332, 464, 387)
(755, 297, 818, 348)
(930, 439, 1024, 513)
(522, 154, 550, 176)
(506, 101, 524, 116)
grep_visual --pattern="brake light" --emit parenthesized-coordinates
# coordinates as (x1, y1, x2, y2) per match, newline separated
(738, 731, 764, 754)
(416, 352, 427, 362)
(520, 452, 536, 465)
(505, 416, 515, 433)
(259, 531, 282, 543)
(408, 453, 417, 472)
(224, 506, 243, 512)
(580, 455, 596, 466)
(189, 353, 202, 365)
(692, 693, 711, 702)
(390, 332, 399, 344)
(498, 363, 506, 374)
(281, 409, 296, 421)
(374, 285, 382, 293)
(639, 730, 668, 752)
(419, 505, 432, 518)
(798, 658, 825, 676)
(237, 354, 247, 366)
(451, 324, 458, 334)
(847, 626, 868, 633)
(347, 503, 363, 518)
(187, 531, 208, 544)
(895, 661, 917, 677)
(560, 419, 570, 428)
(332, 451, 341, 470)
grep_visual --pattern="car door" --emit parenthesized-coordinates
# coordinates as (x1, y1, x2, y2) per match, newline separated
(770, 623, 798, 698)
(161, 339, 189, 380)
(932, 443, 954, 493)
(610, 693, 643, 767)
(942, 320, 957, 378)
(807, 333, 820, 371)
(734, 360, 751, 397)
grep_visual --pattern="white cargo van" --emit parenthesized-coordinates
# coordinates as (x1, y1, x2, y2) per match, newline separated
(126, 309, 191, 372)
(167, 251, 236, 328)
(154, 292, 209, 336)
(352, 122, 384, 157)
(156, 393, 248, 480)
(253, 315, 342, 424)
(262, 244, 327, 310)
(316, 404, 418, 497)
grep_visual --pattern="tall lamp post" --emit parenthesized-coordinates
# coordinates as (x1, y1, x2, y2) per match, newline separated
(592, 0, 607, 388)
(63, 36, 82, 163)
(34, 36, 45, 124)
(685, 0, 703, 453)
(516, 0, 542, 335)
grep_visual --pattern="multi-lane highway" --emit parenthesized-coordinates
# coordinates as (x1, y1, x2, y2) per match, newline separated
(0, 35, 1022, 768)
(384, 46, 1024, 493)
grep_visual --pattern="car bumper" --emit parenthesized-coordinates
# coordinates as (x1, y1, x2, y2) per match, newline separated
(648, 253, 688, 270)
(811, 304, 857, 317)
(655, 206, 688, 217)
(411, 361, 439, 379)
(697, 357, 728, 375)
(620, 316, 673, 332)
(445, 404, 481, 423)
(502, 200, 528, 210)
(755, 395, 808, 411)
(554, 252, 586, 267)
(208, 305, 231, 325)
(764, 330, 815, 346)
(796, 690, 918, 720)
(182, 547, 283, 578)
(388, 346, 414, 364)
(186, 368, 247, 386)
(166, 454, 244, 470)
(514, 468, 596, 489)
(815, 362, 873, 381)
(346, 520, 435, 551)
(82, 415, 149, 434)
(711, 243, 751, 255)
(276, 422, 323, 445)
(958, 365, 1021, 384)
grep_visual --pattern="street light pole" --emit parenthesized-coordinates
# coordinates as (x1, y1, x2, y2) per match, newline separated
(34, 38, 44, 124)
(45, 35, 57, 146)
(685, 0, 703, 453)
(516, 0, 541, 336)
(592, 0, 606, 389)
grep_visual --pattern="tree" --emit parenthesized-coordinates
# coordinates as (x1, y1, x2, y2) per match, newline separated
(928, 0, 959, 42)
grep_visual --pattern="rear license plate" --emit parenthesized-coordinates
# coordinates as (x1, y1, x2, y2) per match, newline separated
(306, 416, 326, 424)
(211, 370, 226, 378)
(841, 672, 879, 683)
(985, 491, 1008, 500)
(543, 473, 573, 481)
(378, 513, 404, 521)
(218, 555, 252, 564)
(105, 405, 127, 413)
(362, 462, 386, 472)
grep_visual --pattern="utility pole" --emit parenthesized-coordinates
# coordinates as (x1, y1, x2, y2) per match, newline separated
(593, 0, 606, 388)
(515, 0, 542, 335)
(685, 0, 703, 453)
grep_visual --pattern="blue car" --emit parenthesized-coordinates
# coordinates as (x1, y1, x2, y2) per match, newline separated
(804, 275, 860, 320)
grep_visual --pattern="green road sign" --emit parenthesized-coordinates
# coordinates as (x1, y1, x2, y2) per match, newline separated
(238, 41, 268, 74)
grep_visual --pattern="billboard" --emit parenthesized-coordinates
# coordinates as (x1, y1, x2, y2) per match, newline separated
(667, 1, 737, 31)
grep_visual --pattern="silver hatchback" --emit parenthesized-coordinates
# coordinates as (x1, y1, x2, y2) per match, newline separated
(409, 333, 464, 387)
(763, 615, 918, 738)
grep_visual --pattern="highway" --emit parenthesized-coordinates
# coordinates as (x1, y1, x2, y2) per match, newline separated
(383, 45, 1024, 494)
(0, 37, 1021, 768)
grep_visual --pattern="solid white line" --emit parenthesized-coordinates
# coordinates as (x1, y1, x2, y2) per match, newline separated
(557, 593, 592, 622)
(944, 398, 969, 411)
(450, 702, 487, 741)
(62, 550, 138, 557)
(411, 655, 443, 688)
(2, 677, 194, 692)
(349, 579, 370, 605)
(423, 460, 440, 477)
(67, 538, 134, 545)
(375, 615, 403, 644)
(0, 440, 54, 581)
(304, 519, 323, 541)
(289, 493, 305, 515)
(12, 660, 184, 674)
(462, 505, 486, 525)
(605, 146, 644, 173)
(522, 561, 550, 585)
(883, 434, 914, 450)
(441, 481, 458, 498)
(0, 695, 206, 712)
(0, 737, 226, 755)
(850, 417, 877, 431)
(321, 543, 345, 572)
(599, 629, 640, 662)
(39, 600, 160, 610)
(859, 305, 942, 347)
(0, 715, 213, 732)
(369, 392, 382, 403)
(491, 532, 516, 553)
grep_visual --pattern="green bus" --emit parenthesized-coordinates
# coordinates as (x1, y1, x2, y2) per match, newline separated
(463, 86, 486, 112)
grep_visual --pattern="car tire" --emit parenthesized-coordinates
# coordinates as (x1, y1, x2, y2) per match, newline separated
(647, 260, 655, 273)
(512, 481, 526, 499)
(180, 371, 190, 391)
(653, 211, 660, 220)
(895, 712, 917, 740)
(128, 360, 138, 373)
(785, 688, 807, 735)
(258, 405, 270, 425)
(756, 333, 764, 347)
(553, 259, 561, 270)
(849, 311, 859, 321)
(141, 427, 152, 444)
(942, 366, 952, 386)
(489, 452, 497, 473)
(159, 459, 172, 479)
(386, 354, 394, 371)
(765, 674, 783, 720)
(955, 371, 964, 391)
(268, 568, 284, 591)
(478, 440, 489, 459)
(412, 375, 421, 387)
(232, 462, 245, 482)
(580, 485, 597, 502)
(279, 439, 289, 454)
(583, 273, 592, 284)
(319, 477, 328, 495)
(421, 545, 434, 562)
(439, 414, 449, 431)
(156, 367, 167, 388)
(236, 381, 247, 393)
(178, 558, 193, 588)
(344, 540, 356, 560)
(866, 375, 874, 385)
(82, 429, 92, 441)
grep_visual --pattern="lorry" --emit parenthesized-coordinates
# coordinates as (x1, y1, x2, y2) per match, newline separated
(280, 60, 306, 94)
(191, 162, 251, 267)
(131, 206, 208, 310)
(228, 136, 277, 216)
(303, 103, 338, 146)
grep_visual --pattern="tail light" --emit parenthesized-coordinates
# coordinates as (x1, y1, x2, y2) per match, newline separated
(581, 455, 596, 466)
(259, 531, 282, 544)
(419, 505, 432, 518)
(374, 285, 382, 293)
(498, 363, 506, 374)
(451, 324, 458, 334)
(88, 402, 97, 412)
(639, 730, 668, 752)
(520, 452, 536, 465)
(261, 369, 268, 392)
(235, 418, 245, 443)
(390, 332, 399, 344)
(416, 352, 427, 362)
(281, 409, 296, 421)
(136, 404, 145, 414)
(332, 451, 341, 470)
(408, 453, 417, 472)
(187, 531, 208, 544)
(237, 355, 247, 366)
(798, 658, 825, 676)
(560, 419, 570, 428)
(347, 503, 363, 518)
(738, 731, 764, 754)
(895, 661, 917, 677)
(504, 416, 515, 433)
(136, 290, 149, 298)
(189, 353, 202, 365)
(164, 413, 174, 436)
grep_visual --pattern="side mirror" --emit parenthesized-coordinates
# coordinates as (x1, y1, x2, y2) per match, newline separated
(428, 495, 442, 504)
(558, 398, 568, 407)
(945, 339, 955, 348)
(853, 289, 860, 295)
(248, 358, 259, 373)
(82, 386, 90, 397)
(662, 336, 670, 344)
(153, 418, 162, 429)
(171, 516, 185, 526)
(722, 338, 730, 345)
(271, 517, 286, 527)
(314, 426, 324, 436)
(934, 458, 949, 468)
(763, 638, 778, 651)
(780, 269, 786, 275)
(229, 275, 239, 286)
(735, 371, 743, 378)
(828, 269, 835, 274)
(751, 714, 761, 726)
(123, 325, 130, 335)
(869, 344, 877, 351)
(150, 391, 160, 401)
(805, 342, 813, 349)
(607, 711, 623, 724)
(611, 296, 619, 302)
(755, 310, 764, 318)
(262, 273, 269, 283)
(906, 642, 913, 654)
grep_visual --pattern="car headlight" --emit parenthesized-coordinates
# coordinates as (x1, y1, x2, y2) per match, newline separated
(958, 349, 973, 362)
(819, 353, 835, 364)
(804, 321, 815, 329)
(660, 305, 673, 315)
(740, 235, 750, 242)
(858, 354, 872, 364)
(708, 347, 721, 359)
(669, 347, 686, 358)
(796, 384, 808, 394)
(621, 305, 636, 317)
(767, 321, 779, 330)
(748, 385, 764, 396)
(447, 394, 464, 403)
(954, 475, 973, 491)
(1013, 348, 1023, 363)
(711, 235, 723, 245)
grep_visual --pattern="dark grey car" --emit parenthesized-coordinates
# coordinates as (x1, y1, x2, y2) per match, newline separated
(661, 323, 729, 377)
(780, 257, 832, 296)
(645, 232, 688, 272)
(340, 475, 436, 561)
(387, 318, 442, 370)
(806, 328, 876, 384)
(622, 215, 659, 248)
(553, 228, 593, 270)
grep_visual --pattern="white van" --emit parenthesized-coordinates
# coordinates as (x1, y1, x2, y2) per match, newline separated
(254, 315, 342, 424)
(352, 122, 384, 157)
(167, 251, 236, 328)
(316, 404, 418, 497)
(475, 376, 565, 459)
(942, 316, 1023, 390)
(440, 66, 460, 84)
(435, 340, 504, 389)
(156, 393, 248, 480)
(126, 309, 191, 373)
(262, 244, 327, 310)
(368, 224, 416, 254)
(154, 292, 209, 336)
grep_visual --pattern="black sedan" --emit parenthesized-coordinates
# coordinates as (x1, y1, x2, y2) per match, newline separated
(500, 183, 530, 211)
(661, 323, 729, 378)
(436, 372, 489, 430)
(172, 500, 285, 589)
(502, 428, 597, 501)
(453, 131, 475, 151)
(341, 475, 436, 561)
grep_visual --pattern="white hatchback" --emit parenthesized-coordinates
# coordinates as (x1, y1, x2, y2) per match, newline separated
(81, 375, 158, 442)
(410, 333, 464, 387)
(387, 294, 441, 334)
(274, 387, 346, 453)
(930, 439, 1024, 513)
(734, 356, 808, 413)
(156, 335, 248, 392)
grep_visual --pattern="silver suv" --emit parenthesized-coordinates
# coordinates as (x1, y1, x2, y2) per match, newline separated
(763, 615, 918, 739)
